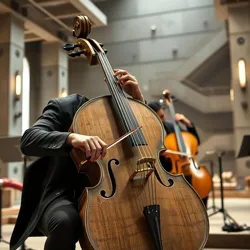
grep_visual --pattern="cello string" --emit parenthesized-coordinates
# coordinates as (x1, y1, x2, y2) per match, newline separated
(101, 53, 159, 206)
(101, 54, 153, 163)
(97, 52, 148, 206)
(131, 104, 155, 206)
(101, 54, 154, 205)
(131, 103, 159, 205)
(141, 163, 149, 207)
(99, 55, 132, 132)
(169, 102, 186, 153)
(99, 53, 138, 146)
(102, 54, 143, 145)
(100, 53, 148, 160)
(99, 50, 159, 208)
(100, 52, 153, 207)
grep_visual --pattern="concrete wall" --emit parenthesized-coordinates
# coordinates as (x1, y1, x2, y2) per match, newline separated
(25, 0, 234, 173)
(68, 0, 232, 138)
(69, 0, 225, 99)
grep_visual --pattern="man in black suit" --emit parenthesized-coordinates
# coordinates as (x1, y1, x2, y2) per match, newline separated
(148, 101, 209, 208)
(10, 69, 145, 250)
(148, 101, 200, 144)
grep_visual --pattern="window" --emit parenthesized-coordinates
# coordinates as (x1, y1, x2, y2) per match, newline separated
(22, 57, 30, 134)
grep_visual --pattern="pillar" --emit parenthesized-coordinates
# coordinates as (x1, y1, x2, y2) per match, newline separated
(228, 7, 250, 187)
(38, 42, 68, 114)
(0, 13, 24, 184)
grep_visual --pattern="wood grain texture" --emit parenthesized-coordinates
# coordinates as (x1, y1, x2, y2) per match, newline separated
(72, 96, 209, 250)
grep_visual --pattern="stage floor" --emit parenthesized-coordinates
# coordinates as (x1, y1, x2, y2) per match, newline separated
(1, 198, 249, 250)
(207, 197, 250, 233)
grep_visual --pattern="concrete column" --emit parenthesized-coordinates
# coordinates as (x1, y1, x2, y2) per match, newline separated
(38, 42, 68, 114)
(228, 7, 250, 187)
(0, 13, 24, 184)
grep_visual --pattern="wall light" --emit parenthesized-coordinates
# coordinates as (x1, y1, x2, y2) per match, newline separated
(238, 59, 247, 89)
(15, 71, 22, 100)
(61, 88, 68, 97)
(230, 88, 234, 102)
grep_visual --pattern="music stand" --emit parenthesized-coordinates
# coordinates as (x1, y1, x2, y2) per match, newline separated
(0, 136, 34, 250)
(200, 152, 218, 213)
(201, 150, 250, 232)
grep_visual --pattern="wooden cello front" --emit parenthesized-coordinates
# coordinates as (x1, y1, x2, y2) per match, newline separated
(66, 16, 209, 250)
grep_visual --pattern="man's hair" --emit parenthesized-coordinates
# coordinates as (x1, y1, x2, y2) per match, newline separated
(148, 101, 162, 112)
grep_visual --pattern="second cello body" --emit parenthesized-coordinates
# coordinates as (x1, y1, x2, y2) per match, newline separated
(164, 132, 213, 199)
(162, 90, 213, 199)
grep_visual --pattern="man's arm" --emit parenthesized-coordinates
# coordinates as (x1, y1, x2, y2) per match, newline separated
(186, 123, 200, 145)
(20, 99, 72, 157)
(175, 113, 200, 145)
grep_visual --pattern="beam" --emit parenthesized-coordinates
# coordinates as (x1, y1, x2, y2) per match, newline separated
(24, 30, 34, 35)
(25, 36, 43, 43)
(24, 0, 68, 8)
(25, 20, 58, 42)
(44, 12, 81, 20)
(41, 3, 78, 16)
(26, 0, 72, 32)
(0, 2, 10, 14)
(70, 0, 107, 27)
(0, 2, 60, 42)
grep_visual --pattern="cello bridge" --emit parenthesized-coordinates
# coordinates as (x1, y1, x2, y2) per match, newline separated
(129, 157, 156, 181)
(136, 157, 156, 165)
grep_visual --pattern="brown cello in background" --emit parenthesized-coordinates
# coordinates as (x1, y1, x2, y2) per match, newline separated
(65, 15, 209, 250)
(162, 90, 213, 199)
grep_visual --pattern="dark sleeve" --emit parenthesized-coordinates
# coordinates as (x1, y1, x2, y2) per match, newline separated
(20, 99, 73, 157)
(163, 121, 174, 135)
(187, 122, 200, 145)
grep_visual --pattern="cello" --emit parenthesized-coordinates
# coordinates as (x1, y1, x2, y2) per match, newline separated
(162, 89, 213, 199)
(65, 15, 209, 250)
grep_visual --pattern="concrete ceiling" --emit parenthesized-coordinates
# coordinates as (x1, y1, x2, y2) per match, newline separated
(0, 0, 107, 43)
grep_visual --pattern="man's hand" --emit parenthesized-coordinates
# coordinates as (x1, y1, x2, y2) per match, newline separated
(67, 134, 107, 162)
(113, 69, 144, 102)
(175, 113, 192, 128)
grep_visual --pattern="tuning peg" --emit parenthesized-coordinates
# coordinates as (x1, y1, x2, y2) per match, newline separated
(103, 49, 108, 54)
(99, 43, 104, 47)
(63, 43, 79, 51)
(69, 50, 83, 57)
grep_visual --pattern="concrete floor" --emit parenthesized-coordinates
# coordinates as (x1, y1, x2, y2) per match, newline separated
(207, 198, 250, 234)
(1, 198, 249, 250)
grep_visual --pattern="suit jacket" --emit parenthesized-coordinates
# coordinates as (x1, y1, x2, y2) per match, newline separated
(163, 120, 200, 145)
(10, 94, 89, 250)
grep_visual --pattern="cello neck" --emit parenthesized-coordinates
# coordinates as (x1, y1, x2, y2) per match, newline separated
(90, 41, 147, 146)
(168, 102, 186, 153)
(163, 91, 186, 153)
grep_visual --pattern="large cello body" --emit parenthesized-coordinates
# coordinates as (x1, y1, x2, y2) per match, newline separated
(66, 16, 209, 250)
(162, 90, 213, 199)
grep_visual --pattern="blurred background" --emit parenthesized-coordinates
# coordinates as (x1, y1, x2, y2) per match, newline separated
(0, 0, 250, 249)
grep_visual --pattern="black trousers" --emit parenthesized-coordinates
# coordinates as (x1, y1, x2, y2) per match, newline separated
(37, 197, 83, 250)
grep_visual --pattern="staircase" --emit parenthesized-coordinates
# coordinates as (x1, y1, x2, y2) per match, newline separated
(149, 29, 232, 113)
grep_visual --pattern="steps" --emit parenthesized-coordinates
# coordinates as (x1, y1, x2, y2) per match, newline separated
(149, 29, 231, 113)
